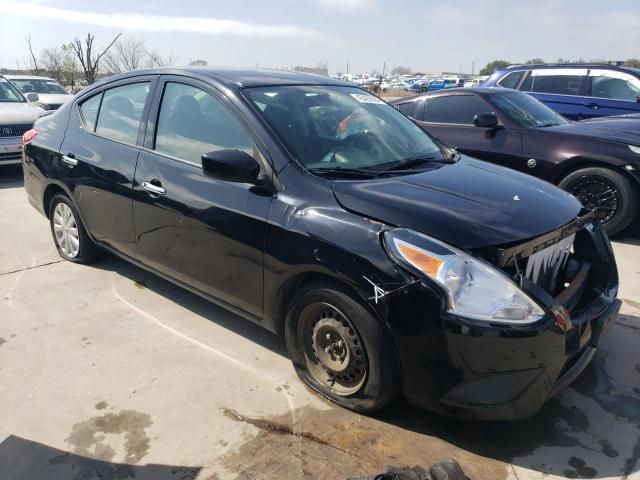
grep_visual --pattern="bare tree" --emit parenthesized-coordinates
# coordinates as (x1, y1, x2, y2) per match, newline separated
(103, 37, 147, 74)
(145, 49, 177, 68)
(26, 35, 40, 74)
(40, 47, 65, 82)
(189, 59, 208, 66)
(68, 33, 121, 84)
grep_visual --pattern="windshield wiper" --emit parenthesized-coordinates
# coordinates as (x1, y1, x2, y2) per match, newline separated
(309, 166, 382, 178)
(382, 155, 453, 172)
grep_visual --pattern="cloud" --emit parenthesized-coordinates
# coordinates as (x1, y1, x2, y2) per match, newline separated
(3, 1, 320, 38)
(312, 0, 376, 10)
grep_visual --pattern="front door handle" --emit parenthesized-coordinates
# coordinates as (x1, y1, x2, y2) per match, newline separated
(586, 102, 599, 109)
(142, 181, 166, 196)
(62, 153, 78, 166)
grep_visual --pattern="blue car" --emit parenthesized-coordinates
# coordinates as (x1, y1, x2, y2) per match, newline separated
(482, 64, 640, 120)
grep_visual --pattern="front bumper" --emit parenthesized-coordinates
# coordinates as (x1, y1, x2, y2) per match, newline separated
(0, 137, 22, 165)
(386, 222, 619, 420)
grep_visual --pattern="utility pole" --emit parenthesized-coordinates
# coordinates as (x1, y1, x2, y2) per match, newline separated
(382, 61, 386, 77)
(346, 61, 350, 74)
(472, 60, 475, 75)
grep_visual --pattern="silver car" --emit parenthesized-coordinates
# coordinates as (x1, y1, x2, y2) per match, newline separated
(0, 76, 45, 166)
(6, 75, 72, 111)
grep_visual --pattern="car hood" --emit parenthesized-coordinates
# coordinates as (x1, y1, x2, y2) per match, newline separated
(330, 157, 582, 249)
(545, 115, 640, 145)
(0, 102, 44, 123)
(35, 93, 72, 105)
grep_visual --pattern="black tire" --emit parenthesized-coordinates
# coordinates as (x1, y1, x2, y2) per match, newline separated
(284, 281, 399, 413)
(49, 193, 101, 264)
(559, 167, 638, 236)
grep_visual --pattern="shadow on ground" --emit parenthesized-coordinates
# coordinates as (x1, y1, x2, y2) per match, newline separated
(89, 252, 640, 479)
(0, 165, 23, 189)
(0, 435, 201, 480)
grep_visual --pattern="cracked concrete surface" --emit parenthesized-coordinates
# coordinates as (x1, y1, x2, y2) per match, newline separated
(0, 167, 639, 479)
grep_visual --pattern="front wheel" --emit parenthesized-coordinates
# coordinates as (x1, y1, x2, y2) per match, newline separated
(284, 282, 399, 413)
(559, 167, 638, 236)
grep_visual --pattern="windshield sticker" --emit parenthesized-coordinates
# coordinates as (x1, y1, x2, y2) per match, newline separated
(46, 81, 59, 85)
(350, 93, 385, 104)
(0, 78, 6, 82)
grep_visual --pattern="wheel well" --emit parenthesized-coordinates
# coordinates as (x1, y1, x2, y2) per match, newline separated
(273, 272, 363, 337)
(554, 158, 639, 190)
(42, 184, 65, 218)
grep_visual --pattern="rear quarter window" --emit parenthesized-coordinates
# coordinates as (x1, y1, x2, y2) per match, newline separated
(497, 71, 525, 89)
(79, 93, 102, 132)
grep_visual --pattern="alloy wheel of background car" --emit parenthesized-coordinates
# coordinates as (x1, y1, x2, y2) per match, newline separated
(300, 301, 368, 396)
(53, 202, 80, 259)
(560, 167, 638, 236)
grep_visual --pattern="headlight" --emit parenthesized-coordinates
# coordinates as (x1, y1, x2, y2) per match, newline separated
(630, 145, 640, 155)
(383, 228, 545, 324)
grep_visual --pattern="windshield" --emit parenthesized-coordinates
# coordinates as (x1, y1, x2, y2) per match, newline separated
(490, 91, 569, 128)
(0, 78, 25, 103)
(11, 78, 68, 95)
(244, 85, 442, 174)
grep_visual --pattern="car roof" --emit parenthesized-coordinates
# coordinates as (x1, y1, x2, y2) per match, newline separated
(5, 75, 56, 81)
(92, 67, 347, 90)
(500, 64, 640, 76)
(389, 87, 517, 104)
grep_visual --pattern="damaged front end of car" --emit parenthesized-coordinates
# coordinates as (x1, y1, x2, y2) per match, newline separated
(381, 209, 620, 420)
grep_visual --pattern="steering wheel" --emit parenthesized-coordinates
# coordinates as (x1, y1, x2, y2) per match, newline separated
(342, 131, 384, 158)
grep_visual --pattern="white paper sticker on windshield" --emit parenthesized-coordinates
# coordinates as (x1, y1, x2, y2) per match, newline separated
(350, 93, 384, 104)
(0, 78, 6, 82)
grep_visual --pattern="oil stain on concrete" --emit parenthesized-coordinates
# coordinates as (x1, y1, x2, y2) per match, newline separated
(65, 410, 153, 464)
(220, 405, 509, 480)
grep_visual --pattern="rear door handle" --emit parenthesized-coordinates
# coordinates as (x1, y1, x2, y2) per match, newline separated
(62, 153, 78, 166)
(142, 181, 166, 196)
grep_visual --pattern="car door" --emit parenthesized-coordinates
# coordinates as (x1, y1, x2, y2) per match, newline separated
(132, 77, 272, 319)
(583, 69, 640, 118)
(59, 77, 157, 257)
(519, 68, 588, 120)
(414, 93, 524, 171)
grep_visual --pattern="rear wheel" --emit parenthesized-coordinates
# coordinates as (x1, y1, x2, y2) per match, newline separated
(284, 282, 399, 412)
(559, 167, 638, 236)
(49, 193, 101, 264)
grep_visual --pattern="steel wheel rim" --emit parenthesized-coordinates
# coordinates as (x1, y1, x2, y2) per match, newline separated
(568, 175, 620, 225)
(299, 302, 367, 396)
(53, 202, 80, 258)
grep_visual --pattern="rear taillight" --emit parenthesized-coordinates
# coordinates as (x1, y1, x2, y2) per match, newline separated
(22, 129, 39, 146)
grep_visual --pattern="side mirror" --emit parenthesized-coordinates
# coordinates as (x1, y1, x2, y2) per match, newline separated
(473, 112, 499, 128)
(201, 149, 260, 183)
(26, 93, 39, 102)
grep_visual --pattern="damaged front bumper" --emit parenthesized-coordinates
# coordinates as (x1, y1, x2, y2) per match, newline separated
(386, 217, 620, 420)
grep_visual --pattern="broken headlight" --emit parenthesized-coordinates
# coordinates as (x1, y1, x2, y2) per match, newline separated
(383, 228, 545, 324)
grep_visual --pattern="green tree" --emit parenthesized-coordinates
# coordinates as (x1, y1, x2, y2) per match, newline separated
(479, 60, 511, 76)
(624, 58, 640, 68)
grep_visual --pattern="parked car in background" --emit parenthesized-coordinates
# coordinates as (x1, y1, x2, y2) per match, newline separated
(392, 88, 640, 234)
(464, 76, 488, 88)
(6, 75, 72, 111)
(482, 64, 640, 120)
(0, 75, 44, 166)
(22, 68, 620, 420)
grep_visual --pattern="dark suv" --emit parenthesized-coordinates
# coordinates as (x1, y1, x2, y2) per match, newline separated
(482, 64, 640, 120)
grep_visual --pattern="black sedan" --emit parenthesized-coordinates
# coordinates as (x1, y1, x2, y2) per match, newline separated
(392, 88, 640, 235)
(22, 69, 620, 419)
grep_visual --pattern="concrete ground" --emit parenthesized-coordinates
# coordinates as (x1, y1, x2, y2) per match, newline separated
(0, 164, 638, 480)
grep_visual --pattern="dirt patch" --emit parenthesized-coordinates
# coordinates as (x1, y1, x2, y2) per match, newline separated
(95, 401, 108, 410)
(65, 410, 153, 463)
(0, 337, 5, 347)
(221, 405, 508, 480)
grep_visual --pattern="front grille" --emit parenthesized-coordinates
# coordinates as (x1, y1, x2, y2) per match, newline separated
(0, 151, 22, 163)
(0, 123, 32, 138)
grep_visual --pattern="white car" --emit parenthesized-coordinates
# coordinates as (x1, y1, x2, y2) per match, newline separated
(6, 75, 72, 111)
(0, 76, 45, 166)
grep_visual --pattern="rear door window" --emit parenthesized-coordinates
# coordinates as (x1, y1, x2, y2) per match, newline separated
(528, 69, 586, 96)
(423, 95, 492, 124)
(589, 69, 640, 102)
(95, 82, 150, 144)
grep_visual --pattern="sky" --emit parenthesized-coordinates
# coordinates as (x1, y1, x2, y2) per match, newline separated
(1, 0, 639, 75)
